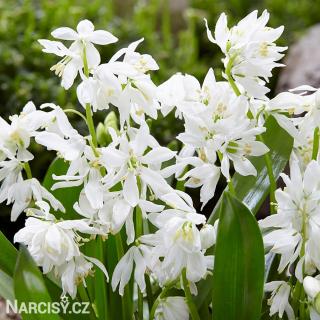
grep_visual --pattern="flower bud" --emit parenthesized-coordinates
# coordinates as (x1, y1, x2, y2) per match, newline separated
(200, 224, 216, 250)
(104, 111, 119, 133)
(96, 122, 109, 146)
(303, 276, 320, 300)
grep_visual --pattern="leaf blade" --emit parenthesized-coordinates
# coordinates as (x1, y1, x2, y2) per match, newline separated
(13, 246, 60, 320)
(212, 192, 265, 320)
(0, 230, 17, 276)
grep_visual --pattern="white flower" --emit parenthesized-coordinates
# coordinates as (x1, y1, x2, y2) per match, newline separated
(6, 178, 64, 221)
(304, 276, 320, 300)
(205, 10, 286, 98)
(265, 281, 294, 320)
(74, 190, 164, 244)
(0, 158, 23, 205)
(14, 214, 98, 273)
(52, 146, 104, 210)
(303, 276, 320, 320)
(154, 296, 189, 320)
(108, 39, 159, 125)
(177, 96, 268, 181)
(200, 221, 218, 250)
(140, 209, 213, 284)
(58, 254, 109, 298)
(76, 64, 122, 112)
(100, 124, 176, 204)
(38, 40, 83, 89)
(34, 104, 86, 161)
(260, 160, 320, 276)
(0, 101, 48, 161)
(51, 19, 118, 46)
(39, 20, 118, 89)
(111, 245, 147, 295)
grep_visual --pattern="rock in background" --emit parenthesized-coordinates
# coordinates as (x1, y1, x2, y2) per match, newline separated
(277, 24, 320, 92)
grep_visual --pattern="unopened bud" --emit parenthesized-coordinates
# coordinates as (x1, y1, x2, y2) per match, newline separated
(96, 122, 109, 147)
(200, 224, 216, 250)
(303, 276, 320, 300)
(104, 111, 119, 133)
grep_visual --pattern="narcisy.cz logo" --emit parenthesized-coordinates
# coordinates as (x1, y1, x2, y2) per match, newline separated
(6, 296, 91, 315)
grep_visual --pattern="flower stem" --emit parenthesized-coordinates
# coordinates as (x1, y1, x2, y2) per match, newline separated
(145, 274, 153, 311)
(135, 207, 144, 319)
(86, 103, 98, 149)
(82, 44, 98, 151)
(182, 269, 200, 320)
(225, 58, 241, 96)
(149, 285, 172, 320)
(64, 108, 88, 123)
(312, 127, 319, 160)
(23, 162, 32, 179)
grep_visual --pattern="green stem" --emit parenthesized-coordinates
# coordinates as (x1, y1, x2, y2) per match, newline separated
(135, 207, 144, 319)
(82, 44, 98, 151)
(225, 58, 241, 96)
(227, 180, 235, 195)
(312, 127, 319, 160)
(182, 269, 200, 320)
(145, 274, 153, 311)
(78, 284, 97, 320)
(149, 285, 172, 320)
(86, 103, 98, 149)
(23, 162, 32, 179)
(64, 108, 88, 123)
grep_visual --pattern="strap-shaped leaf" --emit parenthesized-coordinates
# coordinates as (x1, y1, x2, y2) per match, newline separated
(212, 192, 265, 320)
(0, 230, 17, 276)
(14, 245, 60, 320)
(0, 269, 15, 303)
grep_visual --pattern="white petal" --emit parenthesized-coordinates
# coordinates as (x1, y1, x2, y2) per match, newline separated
(51, 27, 78, 40)
(123, 172, 139, 207)
(88, 30, 118, 45)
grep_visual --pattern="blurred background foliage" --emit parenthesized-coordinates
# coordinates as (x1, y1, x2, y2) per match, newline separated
(1, 0, 320, 236)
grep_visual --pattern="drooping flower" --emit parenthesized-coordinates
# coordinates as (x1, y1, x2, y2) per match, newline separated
(264, 281, 294, 320)
(5, 178, 64, 221)
(154, 296, 189, 320)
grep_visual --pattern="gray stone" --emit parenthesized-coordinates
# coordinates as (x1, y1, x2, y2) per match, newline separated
(277, 24, 320, 92)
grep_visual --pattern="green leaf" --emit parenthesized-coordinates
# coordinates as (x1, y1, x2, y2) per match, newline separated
(43, 157, 82, 219)
(0, 269, 15, 303)
(94, 237, 109, 320)
(212, 192, 265, 320)
(195, 116, 293, 310)
(14, 245, 60, 320)
(0, 230, 17, 276)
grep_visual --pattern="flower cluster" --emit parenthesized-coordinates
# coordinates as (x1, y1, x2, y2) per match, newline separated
(4, 9, 320, 320)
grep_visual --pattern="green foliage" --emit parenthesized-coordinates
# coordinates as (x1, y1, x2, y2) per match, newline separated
(0, 230, 17, 277)
(14, 245, 60, 320)
(212, 192, 265, 320)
